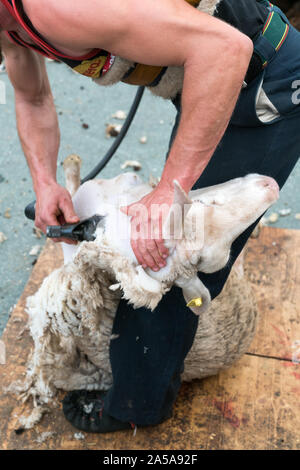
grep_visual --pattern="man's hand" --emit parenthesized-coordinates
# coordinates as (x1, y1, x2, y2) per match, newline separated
(121, 184, 173, 271)
(35, 182, 80, 244)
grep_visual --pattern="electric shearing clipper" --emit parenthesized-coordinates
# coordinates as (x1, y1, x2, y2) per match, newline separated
(25, 201, 104, 242)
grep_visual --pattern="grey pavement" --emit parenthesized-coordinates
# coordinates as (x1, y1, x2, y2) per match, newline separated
(0, 61, 299, 334)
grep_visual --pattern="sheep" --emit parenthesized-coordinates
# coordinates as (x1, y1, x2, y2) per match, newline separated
(10, 155, 279, 430)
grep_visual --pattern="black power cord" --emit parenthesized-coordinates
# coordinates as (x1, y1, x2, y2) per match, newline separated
(25, 86, 145, 221)
(81, 86, 145, 183)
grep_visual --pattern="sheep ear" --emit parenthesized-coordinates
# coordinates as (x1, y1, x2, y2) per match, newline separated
(163, 180, 192, 240)
(175, 275, 211, 315)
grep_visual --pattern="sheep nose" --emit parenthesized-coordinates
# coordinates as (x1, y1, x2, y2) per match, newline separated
(258, 176, 279, 197)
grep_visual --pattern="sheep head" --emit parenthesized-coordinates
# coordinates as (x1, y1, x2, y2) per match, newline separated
(161, 174, 279, 314)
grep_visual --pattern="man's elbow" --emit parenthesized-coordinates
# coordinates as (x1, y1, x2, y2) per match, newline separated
(15, 81, 52, 108)
(225, 31, 254, 74)
(184, 23, 254, 78)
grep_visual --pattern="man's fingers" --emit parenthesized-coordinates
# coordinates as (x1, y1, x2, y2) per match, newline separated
(156, 239, 169, 259)
(133, 238, 168, 271)
(120, 205, 129, 215)
(59, 198, 80, 224)
(131, 240, 146, 268)
(52, 237, 78, 245)
(129, 214, 170, 270)
(132, 239, 160, 271)
(144, 239, 166, 269)
(57, 214, 66, 225)
(35, 211, 58, 234)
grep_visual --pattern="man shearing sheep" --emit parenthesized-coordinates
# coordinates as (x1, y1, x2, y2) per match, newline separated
(0, 0, 299, 433)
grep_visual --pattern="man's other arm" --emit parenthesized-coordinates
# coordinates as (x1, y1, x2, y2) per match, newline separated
(2, 33, 79, 239)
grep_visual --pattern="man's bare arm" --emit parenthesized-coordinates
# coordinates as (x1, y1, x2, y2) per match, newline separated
(2, 34, 79, 238)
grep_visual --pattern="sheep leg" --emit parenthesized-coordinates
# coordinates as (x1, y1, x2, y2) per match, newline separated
(250, 220, 263, 239)
(232, 248, 245, 279)
(63, 154, 82, 197)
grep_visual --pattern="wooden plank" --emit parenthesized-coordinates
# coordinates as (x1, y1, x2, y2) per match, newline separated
(196, 355, 300, 450)
(1, 355, 299, 450)
(0, 227, 300, 450)
(246, 227, 300, 360)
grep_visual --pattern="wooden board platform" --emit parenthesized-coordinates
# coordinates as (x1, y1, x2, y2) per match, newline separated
(0, 227, 300, 450)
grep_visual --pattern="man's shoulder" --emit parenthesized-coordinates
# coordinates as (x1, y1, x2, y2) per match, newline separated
(21, 0, 122, 52)
(22, 0, 69, 34)
(21, 0, 117, 31)
(21, 0, 96, 54)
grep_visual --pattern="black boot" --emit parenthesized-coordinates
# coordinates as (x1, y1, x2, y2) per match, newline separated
(62, 390, 133, 433)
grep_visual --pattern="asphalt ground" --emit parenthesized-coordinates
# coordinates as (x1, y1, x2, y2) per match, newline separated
(0, 60, 299, 334)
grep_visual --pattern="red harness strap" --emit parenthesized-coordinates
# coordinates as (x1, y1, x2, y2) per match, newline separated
(1, 0, 114, 78)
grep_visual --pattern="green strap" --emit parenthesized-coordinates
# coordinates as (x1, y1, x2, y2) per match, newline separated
(254, 5, 289, 67)
(262, 10, 289, 51)
(257, 0, 272, 7)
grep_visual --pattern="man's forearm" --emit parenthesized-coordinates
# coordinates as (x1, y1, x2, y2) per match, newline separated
(15, 91, 60, 195)
(15, 93, 79, 235)
(160, 34, 253, 193)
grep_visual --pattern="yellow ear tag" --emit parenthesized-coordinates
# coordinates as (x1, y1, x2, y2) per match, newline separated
(186, 297, 203, 308)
